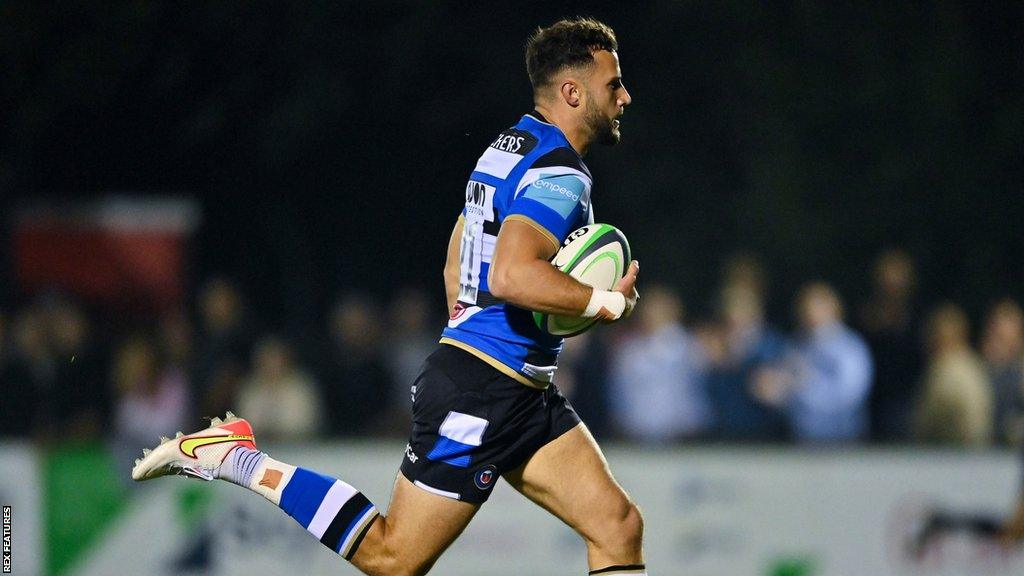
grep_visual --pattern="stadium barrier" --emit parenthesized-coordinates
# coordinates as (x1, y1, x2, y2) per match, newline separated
(2, 442, 1020, 576)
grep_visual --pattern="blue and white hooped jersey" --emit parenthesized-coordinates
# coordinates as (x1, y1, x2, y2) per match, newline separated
(440, 111, 594, 388)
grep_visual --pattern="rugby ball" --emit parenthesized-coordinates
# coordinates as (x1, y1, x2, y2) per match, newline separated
(534, 223, 631, 337)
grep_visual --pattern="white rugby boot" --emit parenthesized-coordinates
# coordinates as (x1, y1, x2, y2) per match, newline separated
(131, 411, 257, 482)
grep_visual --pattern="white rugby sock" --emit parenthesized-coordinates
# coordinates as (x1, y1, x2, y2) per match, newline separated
(215, 446, 267, 488)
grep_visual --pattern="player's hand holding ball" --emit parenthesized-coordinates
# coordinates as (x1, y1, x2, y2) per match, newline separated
(534, 223, 636, 336)
(610, 259, 640, 321)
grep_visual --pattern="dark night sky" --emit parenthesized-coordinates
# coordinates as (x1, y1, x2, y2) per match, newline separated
(1, 1, 1022, 333)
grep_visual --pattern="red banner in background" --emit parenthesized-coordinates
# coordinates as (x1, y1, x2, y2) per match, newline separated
(13, 197, 200, 317)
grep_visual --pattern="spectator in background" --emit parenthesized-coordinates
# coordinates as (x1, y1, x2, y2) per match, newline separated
(3, 309, 51, 437)
(322, 294, 390, 436)
(981, 299, 1024, 445)
(768, 282, 873, 443)
(43, 295, 108, 442)
(558, 330, 614, 439)
(607, 285, 710, 442)
(193, 277, 254, 419)
(158, 311, 195, 420)
(382, 289, 437, 432)
(722, 252, 769, 302)
(705, 284, 790, 441)
(859, 249, 923, 443)
(237, 336, 322, 441)
(111, 335, 189, 481)
(914, 304, 993, 446)
(0, 310, 40, 436)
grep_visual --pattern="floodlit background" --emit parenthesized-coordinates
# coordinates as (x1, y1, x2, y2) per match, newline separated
(1, 2, 1022, 575)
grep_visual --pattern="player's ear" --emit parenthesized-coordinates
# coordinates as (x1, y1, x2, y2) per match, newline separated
(560, 81, 581, 108)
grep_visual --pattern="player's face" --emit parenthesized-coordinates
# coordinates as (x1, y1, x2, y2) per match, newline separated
(583, 50, 632, 145)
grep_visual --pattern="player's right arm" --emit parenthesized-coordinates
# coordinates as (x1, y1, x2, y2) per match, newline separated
(443, 216, 464, 315)
(489, 218, 639, 320)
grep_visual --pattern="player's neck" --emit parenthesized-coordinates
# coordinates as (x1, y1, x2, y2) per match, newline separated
(532, 104, 591, 156)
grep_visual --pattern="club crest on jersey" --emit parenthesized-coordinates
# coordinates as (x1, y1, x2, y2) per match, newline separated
(474, 464, 498, 490)
(447, 303, 482, 329)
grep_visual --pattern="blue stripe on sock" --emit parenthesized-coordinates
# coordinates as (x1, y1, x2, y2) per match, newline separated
(279, 468, 335, 529)
(335, 503, 375, 554)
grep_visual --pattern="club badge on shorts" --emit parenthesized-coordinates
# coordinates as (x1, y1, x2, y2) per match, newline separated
(474, 464, 498, 490)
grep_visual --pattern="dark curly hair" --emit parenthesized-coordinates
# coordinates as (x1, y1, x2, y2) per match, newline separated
(525, 17, 618, 92)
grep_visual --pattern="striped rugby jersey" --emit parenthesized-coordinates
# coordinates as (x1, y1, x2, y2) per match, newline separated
(440, 111, 594, 387)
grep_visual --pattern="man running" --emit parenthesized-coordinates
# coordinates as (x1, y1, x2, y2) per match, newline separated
(133, 17, 644, 576)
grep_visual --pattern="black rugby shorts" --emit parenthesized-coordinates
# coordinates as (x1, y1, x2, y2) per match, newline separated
(399, 344, 581, 504)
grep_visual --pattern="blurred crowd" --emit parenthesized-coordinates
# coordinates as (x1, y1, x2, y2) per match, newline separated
(577, 249, 1019, 448)
(1, 249, 1022, 456)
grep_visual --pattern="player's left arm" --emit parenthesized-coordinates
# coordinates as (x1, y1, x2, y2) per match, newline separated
(496, 154, 638, 320)
(443, 216, 464, 315)
(489, 218, 639, 319)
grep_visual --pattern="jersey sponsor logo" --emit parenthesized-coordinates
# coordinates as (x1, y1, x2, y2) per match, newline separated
(179, 434, 253, 458)
(464, 181, 495, 220)
(522, 173, 587, 219)
(491, 134, 525, 153)
(405, 443, 419, 463)
(488, 128, 537, 155)
(532, 178, 580, 201)
(474, 464, 498, 490)
(465, 180, 486, 209)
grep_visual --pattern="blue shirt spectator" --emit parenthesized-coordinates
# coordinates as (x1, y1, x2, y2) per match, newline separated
(705, 285, 790, 441)
(608, 286, 710, 442)
(782, 283, 873, 442)
(791, 320, 874, 441)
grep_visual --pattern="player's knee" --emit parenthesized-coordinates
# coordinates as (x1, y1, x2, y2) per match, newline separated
(618, 501, 644, 548)
(365, 556, 431, 576)
(387, 561, 432, 576)
(592, 499, 643, 551)
(365, 547, 436, 576)
(354, 525, 434, 576)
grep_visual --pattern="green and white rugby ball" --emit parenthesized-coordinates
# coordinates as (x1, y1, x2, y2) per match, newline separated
(534, 223, 631, 337)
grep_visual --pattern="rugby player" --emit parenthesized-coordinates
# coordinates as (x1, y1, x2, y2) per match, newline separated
(132, 17, 644, 576)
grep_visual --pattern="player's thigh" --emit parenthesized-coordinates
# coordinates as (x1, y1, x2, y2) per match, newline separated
(352, 473, 479, 576)
(502, 423, 636, 543)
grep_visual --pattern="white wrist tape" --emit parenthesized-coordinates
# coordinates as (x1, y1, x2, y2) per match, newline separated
(584, 290, 626, 320)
